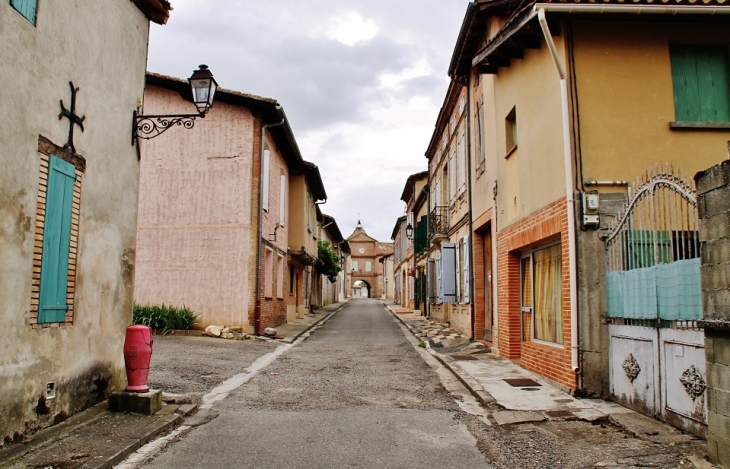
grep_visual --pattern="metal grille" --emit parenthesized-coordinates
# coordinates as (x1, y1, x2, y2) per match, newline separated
(606, 165, 699, 273)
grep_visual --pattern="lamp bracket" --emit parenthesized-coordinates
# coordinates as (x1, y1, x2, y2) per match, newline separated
(132, 110, 204, 146)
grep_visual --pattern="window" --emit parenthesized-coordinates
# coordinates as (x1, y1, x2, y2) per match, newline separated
(459, 96, 465, 115)
(264, 248, 273, 298)
(277, 254, 284, 298)
(262, 149, 270, 211)
(457, 131, 465, 194)
(449, 150, 456, 202)
(455, 242, 461, 302)
(352, 260, 359, 271)
(279, 173, 286, 227)
(670, 45, 730, 124)
(289, 264, 295, 293)
(36, 154, 79, 324)
(463, 235, 470, 303)
(505, 106, 517, 155)
(365, 261, 372, 272)
(521, 244, 563, 344)
(10, 0, 36, 25)
(439, 243, 456, 303)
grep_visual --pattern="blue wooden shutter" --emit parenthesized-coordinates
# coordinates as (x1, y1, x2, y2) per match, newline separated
(437, 255, 443, 303)
(10, 0, 36, 24)
(463, 235, 470, 303)
(455, 242, 461, 301)
(39, 155, 76, 323)
(671, 45, 730, 122)
(441, 243, 456, 303)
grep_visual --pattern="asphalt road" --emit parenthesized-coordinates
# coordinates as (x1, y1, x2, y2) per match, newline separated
(140, 298, 492, 468)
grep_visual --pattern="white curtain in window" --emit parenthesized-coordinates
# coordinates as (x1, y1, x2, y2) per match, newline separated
(533, 245, 563, 344)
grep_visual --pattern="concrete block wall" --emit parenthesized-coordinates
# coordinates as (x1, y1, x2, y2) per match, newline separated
(696, 159, 730, 467)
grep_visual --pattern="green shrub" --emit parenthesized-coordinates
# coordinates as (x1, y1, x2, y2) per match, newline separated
(133, 303, 198, 334)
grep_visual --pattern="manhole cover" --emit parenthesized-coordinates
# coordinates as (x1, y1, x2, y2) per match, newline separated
(504, 378, 541, 387)
(545, 410, 576, 418)
(451, 355, 479, 361)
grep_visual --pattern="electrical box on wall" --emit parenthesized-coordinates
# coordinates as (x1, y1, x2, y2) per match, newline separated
(582, 192, 600, 229)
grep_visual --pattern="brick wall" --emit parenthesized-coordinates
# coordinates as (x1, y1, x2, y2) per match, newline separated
(497, 197, 576, 390)
(696, 159, 730, 467)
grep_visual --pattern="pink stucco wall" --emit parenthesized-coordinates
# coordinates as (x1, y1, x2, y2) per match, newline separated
(135, 85, 288, 329)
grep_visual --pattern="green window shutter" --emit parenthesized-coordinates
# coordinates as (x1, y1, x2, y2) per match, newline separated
(10, 0, 37, 25)
(39, 155, 76, 323)
(671, 45, 730, 122)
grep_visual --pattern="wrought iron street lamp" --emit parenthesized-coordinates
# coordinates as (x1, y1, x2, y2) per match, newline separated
(132, 64, 219, 145)
(405, 222, 413, 240)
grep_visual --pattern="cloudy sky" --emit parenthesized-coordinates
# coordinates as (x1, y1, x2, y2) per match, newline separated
(147, 1, 468, 242)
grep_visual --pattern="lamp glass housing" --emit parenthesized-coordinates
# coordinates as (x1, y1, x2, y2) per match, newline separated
(405, 223, 413, 239)
(188, 65, 218, 115)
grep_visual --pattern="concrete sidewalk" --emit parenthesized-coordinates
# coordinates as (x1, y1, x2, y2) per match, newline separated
(0, 300, 349, 469)
(385, 302, 706, 450)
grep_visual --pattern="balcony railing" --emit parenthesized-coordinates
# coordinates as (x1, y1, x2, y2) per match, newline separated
(430, 206, 448, 240)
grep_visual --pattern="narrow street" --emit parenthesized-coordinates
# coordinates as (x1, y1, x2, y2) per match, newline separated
(137, 298, 493, 468)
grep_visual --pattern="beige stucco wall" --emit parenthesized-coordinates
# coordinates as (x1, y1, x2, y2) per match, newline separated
(494, 41, 567, 229)
(135, 86, 282, 329)
(572, 20, 730, 181)
(0, 1, 150, 442)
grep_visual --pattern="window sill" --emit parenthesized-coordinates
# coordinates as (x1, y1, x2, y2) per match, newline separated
(505, 145, 517, 159)
(669, 121, 730, 130)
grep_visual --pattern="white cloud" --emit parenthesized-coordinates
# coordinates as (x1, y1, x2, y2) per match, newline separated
(324, 11, 379, 46)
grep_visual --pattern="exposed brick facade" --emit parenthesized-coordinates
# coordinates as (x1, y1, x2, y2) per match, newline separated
(497, 197, 576, 390)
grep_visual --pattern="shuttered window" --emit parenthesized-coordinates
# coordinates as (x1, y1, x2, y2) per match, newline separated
(279, 174, 286, 227)
(670, 45, 730, 123)
(10, 0, 36, 25)
(441, 243, 456, 303)
(262, 150, 270, 211)
(463, 235, 470, 303)
(38, 155, 76, 323)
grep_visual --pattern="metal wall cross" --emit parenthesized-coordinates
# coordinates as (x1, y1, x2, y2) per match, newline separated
(59, 81, 85, 153)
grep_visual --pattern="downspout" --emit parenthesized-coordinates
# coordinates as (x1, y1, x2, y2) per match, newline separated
(465, 78, 476, 340)
(537, 8, 580, 374)
(255, 111, 285, 336)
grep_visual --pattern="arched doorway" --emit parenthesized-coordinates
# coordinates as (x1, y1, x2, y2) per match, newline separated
(352, 280, 371, 298)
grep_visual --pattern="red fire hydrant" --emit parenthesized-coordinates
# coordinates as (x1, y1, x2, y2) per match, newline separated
(123, 325, 153, 392)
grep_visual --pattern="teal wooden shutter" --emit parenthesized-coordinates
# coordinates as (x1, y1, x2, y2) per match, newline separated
(10, 0, 37, 25)
(39, 155, 76, 323)
(671, 45, 730, 122)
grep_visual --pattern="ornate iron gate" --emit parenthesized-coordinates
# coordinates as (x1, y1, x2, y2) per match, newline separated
(605, 165, 707, 436)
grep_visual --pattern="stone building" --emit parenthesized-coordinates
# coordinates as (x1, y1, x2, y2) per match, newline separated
(0, 0, 171, 444)
(345, 222, 393, 299)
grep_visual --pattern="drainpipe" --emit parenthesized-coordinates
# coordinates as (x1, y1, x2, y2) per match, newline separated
(537, 9, 580, 374)
(465, 79, 476, 340)
(254, 111, 285, 336)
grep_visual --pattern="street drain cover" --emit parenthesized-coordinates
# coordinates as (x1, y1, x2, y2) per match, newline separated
(504, 378, 541, 387)
(450, 355, 478, 361)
